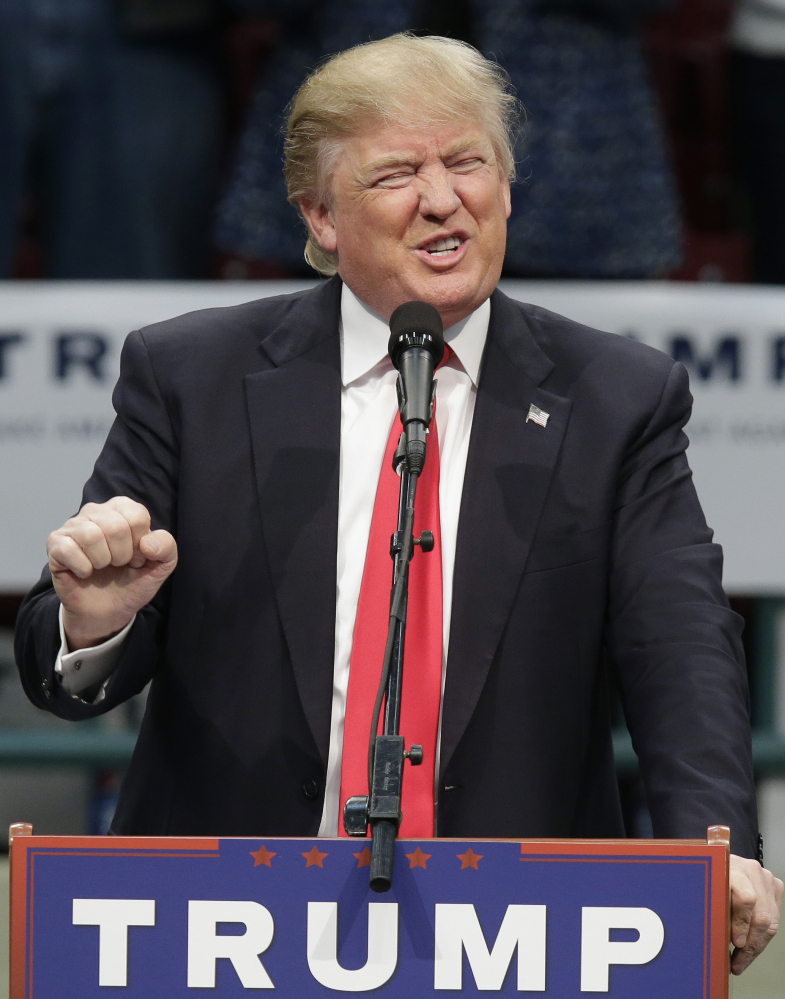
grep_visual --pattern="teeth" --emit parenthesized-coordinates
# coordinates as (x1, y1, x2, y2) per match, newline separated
(426, 235, 462, 255)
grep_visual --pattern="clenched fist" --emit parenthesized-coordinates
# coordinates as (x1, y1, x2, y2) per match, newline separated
(47, 497, 178, 651)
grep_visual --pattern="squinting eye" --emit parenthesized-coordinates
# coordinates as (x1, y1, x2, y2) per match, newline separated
(376, 171, 413, 186)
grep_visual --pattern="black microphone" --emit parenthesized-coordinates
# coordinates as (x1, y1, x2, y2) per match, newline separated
(388, 301, 445, 476)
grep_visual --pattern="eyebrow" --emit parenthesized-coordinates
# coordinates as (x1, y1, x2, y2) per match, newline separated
(361, 136, 490, 180)
(362, 152, 421, 177)
(442, 136, 488, 159)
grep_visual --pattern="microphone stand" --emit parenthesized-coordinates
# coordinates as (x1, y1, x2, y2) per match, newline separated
(343, 431, 434, 893)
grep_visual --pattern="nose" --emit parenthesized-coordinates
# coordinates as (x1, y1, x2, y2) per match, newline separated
(418, 166, 461, 221)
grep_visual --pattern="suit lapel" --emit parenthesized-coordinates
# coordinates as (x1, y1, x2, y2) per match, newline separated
(440, 290, 572, 778)
(244, 277, 342, 767)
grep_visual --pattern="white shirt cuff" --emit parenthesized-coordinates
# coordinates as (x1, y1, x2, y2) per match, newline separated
(55, 605, 136, 701)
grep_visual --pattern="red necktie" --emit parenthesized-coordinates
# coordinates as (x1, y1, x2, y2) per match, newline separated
(339, 369, 446, 838)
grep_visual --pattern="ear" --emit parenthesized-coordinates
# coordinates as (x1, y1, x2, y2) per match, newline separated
(299, 197, 338, 253)
(501, 175, 511, 220)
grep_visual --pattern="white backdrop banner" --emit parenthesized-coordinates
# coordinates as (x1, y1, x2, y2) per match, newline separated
(1, 280, 784, 593)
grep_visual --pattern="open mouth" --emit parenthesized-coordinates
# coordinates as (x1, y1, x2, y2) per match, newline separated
(422, 235, 465, 256)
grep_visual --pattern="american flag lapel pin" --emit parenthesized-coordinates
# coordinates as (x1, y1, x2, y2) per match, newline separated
(526, 403, 550, 428)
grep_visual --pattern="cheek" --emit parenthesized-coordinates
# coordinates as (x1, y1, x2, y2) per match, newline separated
(333, 202, 378, 248)
(477, 191, 511, 241)
(457, 177, 503, 221)
(361, 191, 418, 242)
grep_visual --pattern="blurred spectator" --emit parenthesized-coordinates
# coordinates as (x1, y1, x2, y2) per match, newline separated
(0, 0, 226, 278)
(645, 0, 750, 282)
(485, 1, 683, 277)
(732, 0, 785, 283)
(215, 0, 682, 279)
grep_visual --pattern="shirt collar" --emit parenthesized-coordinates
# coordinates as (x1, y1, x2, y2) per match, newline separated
(340, 282, 490, 387)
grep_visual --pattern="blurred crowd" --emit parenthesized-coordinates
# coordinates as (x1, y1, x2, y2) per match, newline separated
(1, 0, 783, 283)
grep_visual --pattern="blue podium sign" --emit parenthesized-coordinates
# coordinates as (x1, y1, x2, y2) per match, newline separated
(10, 831, 729, 998)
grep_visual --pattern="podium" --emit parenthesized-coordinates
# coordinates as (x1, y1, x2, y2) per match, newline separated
(9, 823, 730, 998)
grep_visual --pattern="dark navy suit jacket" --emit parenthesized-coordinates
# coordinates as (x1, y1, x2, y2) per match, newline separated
(15, 277, 759, 855)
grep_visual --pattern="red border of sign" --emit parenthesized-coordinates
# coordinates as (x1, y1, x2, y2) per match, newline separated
(11, 837, 220, 999)
(9, 835, 729, 999)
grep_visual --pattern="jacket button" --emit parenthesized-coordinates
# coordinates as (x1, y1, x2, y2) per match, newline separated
(303, 779, 319, 800)
(41, 679, 53, 699)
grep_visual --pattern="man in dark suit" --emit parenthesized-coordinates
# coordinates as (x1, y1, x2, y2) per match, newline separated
(15, 32, 782, 972)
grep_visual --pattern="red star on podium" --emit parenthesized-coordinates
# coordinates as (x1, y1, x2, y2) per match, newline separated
(404, 847, 432, 869)
(302, 845, 329, 868)
(249, 844, 277, 867)
(457, 847, 483, 870)
(353, 847, 372, 868)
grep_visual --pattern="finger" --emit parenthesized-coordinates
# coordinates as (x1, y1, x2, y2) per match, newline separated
(732, 942, 760, 975)
(139, 530, 178, 570)
(733, 907, 775, 974)
(80, 508, 135, 566)
(47, 534, 94, 579)
(48, 520, 111, 571)
(105, 496, 152, 549)
(730, 869, 757, 949)
(55, 519, 115, 570)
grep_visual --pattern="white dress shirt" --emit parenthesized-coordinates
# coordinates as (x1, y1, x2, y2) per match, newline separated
(55, 283, 490, 835)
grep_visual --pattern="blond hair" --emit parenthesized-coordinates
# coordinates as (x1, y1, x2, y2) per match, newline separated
(284, 33, 520, 275)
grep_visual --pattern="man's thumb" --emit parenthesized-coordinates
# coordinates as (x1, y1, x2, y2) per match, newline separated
(140, 530, 177, 569)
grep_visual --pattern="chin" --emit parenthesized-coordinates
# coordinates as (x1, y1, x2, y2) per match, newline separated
(412, 276, 482, 322)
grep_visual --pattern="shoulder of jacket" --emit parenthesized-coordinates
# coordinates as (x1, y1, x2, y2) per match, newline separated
(514, 299, 676, 384)
(131, 284, 321, 361)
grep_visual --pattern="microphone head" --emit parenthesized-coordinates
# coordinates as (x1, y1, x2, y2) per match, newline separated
(388, 301, 445, 369)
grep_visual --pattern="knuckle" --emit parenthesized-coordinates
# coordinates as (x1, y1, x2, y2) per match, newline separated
(49, 535, 85, 570)
(732, 920, 752, 939)
(102, 518, 130, 543)
(113, 495, 144, 515)
(129, 513, 152, 534)
(56, 535, 78, 554)
(113, 497, 150, 528)
(734, 884, 757, 905)
(81, 522, 105, 545)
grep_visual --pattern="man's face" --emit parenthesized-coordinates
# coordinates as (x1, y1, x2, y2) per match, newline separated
(300, 118, 511, 328)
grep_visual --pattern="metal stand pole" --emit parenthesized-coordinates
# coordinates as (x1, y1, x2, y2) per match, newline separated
(343, 434, 432, 892)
